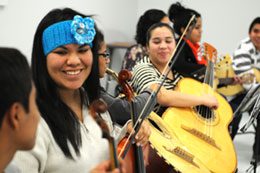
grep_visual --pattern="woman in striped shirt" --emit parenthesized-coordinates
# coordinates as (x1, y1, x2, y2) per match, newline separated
(131, 22, 218, 116)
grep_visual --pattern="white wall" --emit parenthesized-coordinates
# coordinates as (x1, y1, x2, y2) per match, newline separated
(1, 0, 259, 62)
(137, 0, 260, 55)
(0, 0, 138, 62)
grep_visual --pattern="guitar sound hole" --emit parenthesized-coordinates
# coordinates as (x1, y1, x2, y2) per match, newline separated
(194, 105, 215, 120)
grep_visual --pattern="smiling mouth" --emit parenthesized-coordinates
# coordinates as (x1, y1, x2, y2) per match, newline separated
(64, 69, 82, 75)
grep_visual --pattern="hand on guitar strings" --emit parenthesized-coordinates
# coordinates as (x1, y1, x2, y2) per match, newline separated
(201, 94, 219, 109)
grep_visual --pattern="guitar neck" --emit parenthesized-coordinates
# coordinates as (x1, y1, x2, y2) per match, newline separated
(218, 77, 234, 86)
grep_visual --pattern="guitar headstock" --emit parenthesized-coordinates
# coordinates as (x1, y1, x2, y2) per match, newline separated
(198, 42, 217, 63)
(215, 54, 232, 70)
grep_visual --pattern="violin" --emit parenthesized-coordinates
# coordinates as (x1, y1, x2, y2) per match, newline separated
(106, 68, 172, 173)
(89, 99, 121, 172)
(116, 69, 146, 173)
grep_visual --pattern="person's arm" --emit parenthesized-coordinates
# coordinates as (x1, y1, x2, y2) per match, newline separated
(232, 39, 255, 90)
(132, 64, 218, 109)
(100, 87, 154, 126)
(156, 86, 218, 108)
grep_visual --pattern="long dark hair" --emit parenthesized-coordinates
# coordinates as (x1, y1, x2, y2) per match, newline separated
(91, 29, 104, 78)
(168, 2, 201, 36)
(135, 9, 167, 46)
(31, 8, 100, 159)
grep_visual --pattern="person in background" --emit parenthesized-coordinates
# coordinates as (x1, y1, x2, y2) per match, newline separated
(0, 47, 40, 173)
(95, 29, 175, 173)
(230, 17, 260, 162)
(130, 22, 218, 173)
(95, 29, 153, 129)
(168, 2, 207, 81)
(12, 8, 149, 173)
(121, 9, 171, 71)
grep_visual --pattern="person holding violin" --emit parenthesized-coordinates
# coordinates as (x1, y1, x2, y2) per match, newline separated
(95, 30, 153, 133)
(121, 9, 171, 72)
(95, 30, 176, 173)
(12, 8, 149, 173)
(131, 22, 218, 116)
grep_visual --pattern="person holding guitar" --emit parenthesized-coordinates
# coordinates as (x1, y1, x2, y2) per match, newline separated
(229, 17, 260, 162)
(130, 22, 218, 116)
(168, 2, 207, 82)
(168, 2, 241, 88)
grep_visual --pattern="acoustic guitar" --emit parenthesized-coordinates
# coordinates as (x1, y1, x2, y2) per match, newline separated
(162, 49, 237, 172)
(215, 54, 256, 96)
(148, 112, 211, 173)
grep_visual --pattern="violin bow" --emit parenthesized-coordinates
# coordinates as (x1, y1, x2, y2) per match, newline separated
(117, 70, 146, 173)
(118, 15, 196, 158)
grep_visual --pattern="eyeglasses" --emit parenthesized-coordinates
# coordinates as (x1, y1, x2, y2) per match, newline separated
(98, 52, 110, 59)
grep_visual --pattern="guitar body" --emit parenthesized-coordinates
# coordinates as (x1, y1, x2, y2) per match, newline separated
(253, 68, 260, 83)
(215, 54, 244, 96)
(148, 112, 211, 173)
(163, 78, 237, 173)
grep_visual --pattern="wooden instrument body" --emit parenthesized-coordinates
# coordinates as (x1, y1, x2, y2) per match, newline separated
(148, 112, 211, 173)
(215, 55, 244, 96)
(163, 78, 237, 173)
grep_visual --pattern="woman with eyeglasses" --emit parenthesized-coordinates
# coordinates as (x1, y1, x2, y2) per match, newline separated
(12, 8, 150, 173)
(95, 30, 152, 133)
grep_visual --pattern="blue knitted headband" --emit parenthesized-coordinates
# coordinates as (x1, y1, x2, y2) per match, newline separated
(42, 15, 96, 55)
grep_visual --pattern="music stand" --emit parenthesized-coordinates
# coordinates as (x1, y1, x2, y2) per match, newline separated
(239, 90, 260, 173)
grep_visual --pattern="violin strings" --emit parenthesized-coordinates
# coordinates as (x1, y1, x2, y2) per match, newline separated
(118, 15, 196, 156)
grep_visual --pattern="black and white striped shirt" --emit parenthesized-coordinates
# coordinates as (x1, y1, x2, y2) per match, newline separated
(131, 56, 182, 114)
(232, 37, 260, 91)
(232, 37, 260, 75)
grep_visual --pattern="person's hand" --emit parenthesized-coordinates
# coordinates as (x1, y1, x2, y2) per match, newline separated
(201, 94, 219, 109)
(232, 75, 243, 85)
(90, 159, 126, 173)
(148, 83, 159, 92)
(126, 120, 151, 146)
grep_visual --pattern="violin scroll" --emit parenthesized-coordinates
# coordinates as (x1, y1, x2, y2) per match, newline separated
(118, 69, 134, 101)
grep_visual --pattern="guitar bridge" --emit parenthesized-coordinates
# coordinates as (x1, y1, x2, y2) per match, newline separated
(164, 146, 199, 168)
(182, 125, 220, 150)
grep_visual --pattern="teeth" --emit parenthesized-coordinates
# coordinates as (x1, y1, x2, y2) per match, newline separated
(66, 70, 81, 75)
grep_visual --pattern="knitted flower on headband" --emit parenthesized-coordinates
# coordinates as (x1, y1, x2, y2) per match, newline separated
(71, 15, 96, 46)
